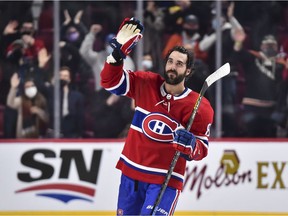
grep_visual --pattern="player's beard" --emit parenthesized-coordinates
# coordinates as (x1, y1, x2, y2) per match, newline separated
(164, 69, 187, 85)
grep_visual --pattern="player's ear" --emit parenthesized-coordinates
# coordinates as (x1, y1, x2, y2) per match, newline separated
(186, 68, 191, 77)
(186, 64, 195, 77)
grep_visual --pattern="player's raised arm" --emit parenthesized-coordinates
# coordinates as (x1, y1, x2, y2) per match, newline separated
(100, 17, 144, 91)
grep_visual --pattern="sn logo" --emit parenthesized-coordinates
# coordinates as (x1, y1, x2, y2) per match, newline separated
(16, 149, 103, 203)
(18, 149, 102, 184)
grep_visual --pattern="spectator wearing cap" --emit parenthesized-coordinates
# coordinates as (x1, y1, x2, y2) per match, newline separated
(162, 14, 208, 62)
(80, 24, 135, 92)
(162, 13, 212, 108)
(233, 30, 287, 137)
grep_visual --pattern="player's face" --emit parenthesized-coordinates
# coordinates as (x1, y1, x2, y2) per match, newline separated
(164, 51, 190, 85)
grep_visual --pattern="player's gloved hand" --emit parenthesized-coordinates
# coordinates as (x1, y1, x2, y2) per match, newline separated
(109, 17, 144, 60)
(173, 128, 196, 156)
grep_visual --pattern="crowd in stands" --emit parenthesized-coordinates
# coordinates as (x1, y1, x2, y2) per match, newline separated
(0, 0, 288, 139)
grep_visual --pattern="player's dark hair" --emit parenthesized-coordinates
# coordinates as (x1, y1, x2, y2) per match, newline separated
(164, 46, 195, 74)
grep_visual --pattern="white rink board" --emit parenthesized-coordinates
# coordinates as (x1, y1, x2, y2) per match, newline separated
(179, 141, 288, 213)
(0, 140, 287, 213)
(0, 141, 123, 211)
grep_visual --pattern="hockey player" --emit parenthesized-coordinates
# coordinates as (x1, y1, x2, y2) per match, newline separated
(101, 17, 214, 215)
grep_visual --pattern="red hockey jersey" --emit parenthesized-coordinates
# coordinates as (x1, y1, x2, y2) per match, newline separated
(101, 62, 214, 190)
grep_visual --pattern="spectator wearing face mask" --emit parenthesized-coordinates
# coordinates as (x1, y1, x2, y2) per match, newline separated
(60, 10, 88, 49)
(5, 20, 48, 69)
(4, 21, 49, 106)
(142, 54, 154, 71)
(6, 73, 49, 138)
(233, 31, 287, 137)
(80, 24, 135, 92)
(162, 14, 208, 62)
(162, 13, 212, 105)
(45, 67, 85, 138)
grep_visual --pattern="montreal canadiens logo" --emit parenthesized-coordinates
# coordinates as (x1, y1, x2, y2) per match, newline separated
(142, 113, 180, 142)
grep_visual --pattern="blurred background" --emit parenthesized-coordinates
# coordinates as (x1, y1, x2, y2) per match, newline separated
(0, 0, 288, 140)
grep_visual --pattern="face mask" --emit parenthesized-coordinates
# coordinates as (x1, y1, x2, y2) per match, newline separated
(25, 86, 37, 98)
(66, 31, 80, 42)
(105, 45, 114, 54)
(21, 30, 34, 36)
(184, 29, 197, 36)
(60, 79, 69, 88)
(261, 43, 278, 58)
(263, 48, 278, 58)
(142, 60, 153, 70)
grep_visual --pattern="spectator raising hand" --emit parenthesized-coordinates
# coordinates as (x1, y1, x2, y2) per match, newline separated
(37, 48, 51, 68)
(232, 33, 286, 137)
(74, 10, 83, 24)
(63, 9, 72, 26)
(10, 73, 20, 89)
(80, 23, 135, 92)
(63, 9, 83, 25)
(61, 9, 88, 49)
(90, 24, 102, 35)
(6, 73, 49, 138)
(233, 28, 246, 51)
(3, 20, 19, 35)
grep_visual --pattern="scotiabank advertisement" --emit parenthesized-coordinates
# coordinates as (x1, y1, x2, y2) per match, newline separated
(0, 139, 287, 215)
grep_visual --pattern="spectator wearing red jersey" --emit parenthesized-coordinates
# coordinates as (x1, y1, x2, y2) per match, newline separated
(6, 20, 47, 68)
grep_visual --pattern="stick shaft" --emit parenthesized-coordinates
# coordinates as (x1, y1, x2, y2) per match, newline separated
(151, 85, 206, 216)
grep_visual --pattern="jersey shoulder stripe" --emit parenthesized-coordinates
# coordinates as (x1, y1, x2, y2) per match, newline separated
(104, 69, 130, 95)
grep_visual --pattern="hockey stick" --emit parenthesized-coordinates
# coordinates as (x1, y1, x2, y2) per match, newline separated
(151, 63, 230, 215)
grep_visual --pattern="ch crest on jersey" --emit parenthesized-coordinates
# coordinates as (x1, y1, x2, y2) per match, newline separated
(142, 113, 180, 142)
